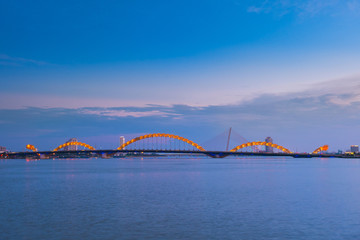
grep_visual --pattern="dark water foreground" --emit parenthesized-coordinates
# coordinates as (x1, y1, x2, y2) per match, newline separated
(1, 157, 360, 240)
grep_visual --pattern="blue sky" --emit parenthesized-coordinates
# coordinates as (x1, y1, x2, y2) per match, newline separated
(1, 0, 360, 152)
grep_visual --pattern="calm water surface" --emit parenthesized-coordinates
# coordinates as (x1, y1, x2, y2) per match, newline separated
(1, 156, 360, 240)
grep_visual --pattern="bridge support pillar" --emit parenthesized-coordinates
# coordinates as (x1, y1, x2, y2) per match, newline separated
(205, 153, 230, 158)
(101, 153, 112, 159)
(39, 154, 49, 159)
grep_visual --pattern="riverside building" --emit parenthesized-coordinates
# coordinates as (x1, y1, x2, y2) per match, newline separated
(350, 145, 359, 153)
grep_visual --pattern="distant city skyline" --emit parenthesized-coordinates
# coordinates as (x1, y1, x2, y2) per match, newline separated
(1, 0, 360, 151)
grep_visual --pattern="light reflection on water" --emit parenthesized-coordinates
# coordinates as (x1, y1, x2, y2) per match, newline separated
(1, 156, 360, 240)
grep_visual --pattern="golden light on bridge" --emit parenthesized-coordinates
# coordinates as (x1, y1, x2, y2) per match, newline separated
(25, 134, 329, 156)
(26, 144, 37, 152)
(53, 142, 95, 151)
(117, 133, 206, 151)
(312, 145, 329, 154)
(230, 141, 292, 153)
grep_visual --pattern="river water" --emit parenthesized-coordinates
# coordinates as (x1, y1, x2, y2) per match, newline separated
(1, 156, 360, 240)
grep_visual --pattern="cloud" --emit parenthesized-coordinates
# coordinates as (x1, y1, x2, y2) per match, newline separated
(247, 0, 360, 16)
(0, 54, 49, 66)
(347, 0, 360, 11)
(247, 6, 264, 13)
(80, 108, 181, 118)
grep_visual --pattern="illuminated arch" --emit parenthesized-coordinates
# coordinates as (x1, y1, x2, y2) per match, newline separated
(230, 141, 292, 153)
(312, 145, 328, 154)
(117, 133, 206, 151)
(53, 142, 95, 151)
(26, 144, 38, 152)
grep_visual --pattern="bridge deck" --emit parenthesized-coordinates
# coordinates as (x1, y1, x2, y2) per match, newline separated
(1, 149, 360, 159)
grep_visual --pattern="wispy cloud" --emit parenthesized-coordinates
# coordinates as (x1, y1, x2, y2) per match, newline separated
(247, 0, 360, 16)
(80, 108, 181, 118)
(0, 54, 49, 66)
(247, 5, 264, 13)
(347, 0, 360, 11)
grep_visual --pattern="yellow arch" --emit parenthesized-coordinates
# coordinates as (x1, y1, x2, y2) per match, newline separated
(53, 142, 95, 151)
(26, 144, 38, 152)
(117, 133, 206, 151)
(312, 145, 328, 154)
(230, 141, 292, 153)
